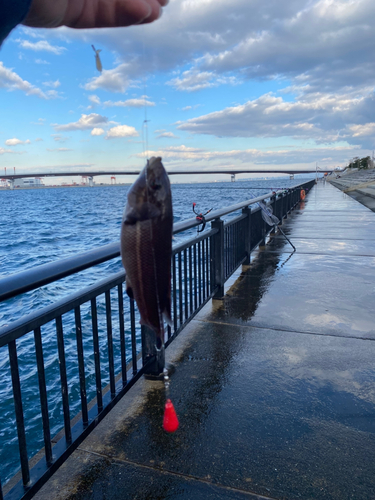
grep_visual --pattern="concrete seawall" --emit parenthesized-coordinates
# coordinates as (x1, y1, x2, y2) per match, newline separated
(329, 168, 375, 211)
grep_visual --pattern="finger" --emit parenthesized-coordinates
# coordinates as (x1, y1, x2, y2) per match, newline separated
(99, 0, 154, 27)
(65, 0, 156, 28)
(137, 0, 163, 24)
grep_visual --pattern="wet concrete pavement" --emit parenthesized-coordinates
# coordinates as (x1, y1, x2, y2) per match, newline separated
(35, 182, 375, 500)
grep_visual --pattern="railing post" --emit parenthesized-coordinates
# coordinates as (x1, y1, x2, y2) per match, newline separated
(286, 190, 289, 214)
(278, 194, 283, 226)
(142, 325, 165, 378)
(259, 219, 266, 248)
(211, 218, 225, 299)
(242, 206, 251, 264)
(270, 195, 277, 234)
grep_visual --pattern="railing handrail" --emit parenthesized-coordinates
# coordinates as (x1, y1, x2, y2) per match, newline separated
(0, 183, 308, 303)
(0, 271, 125, 347)
(0, 226, 219, 346)
(0, 242, 120, 303)
(0, 178, 315, 500)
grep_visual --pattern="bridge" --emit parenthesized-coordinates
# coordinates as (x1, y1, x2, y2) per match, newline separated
(1, 167, 332, 188)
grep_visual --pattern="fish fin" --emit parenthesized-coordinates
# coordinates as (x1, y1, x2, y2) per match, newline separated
(124, 203, 161, 225)
(125, 276, 134, 299)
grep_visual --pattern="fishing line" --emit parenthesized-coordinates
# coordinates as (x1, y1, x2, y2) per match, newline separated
(141, 38, 165, 348)
(144, 159, 164, 346)
(140, 36, 178, 432)
(142, 39, 149, 160)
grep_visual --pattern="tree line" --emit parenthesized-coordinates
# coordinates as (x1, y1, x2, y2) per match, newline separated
(347, 156, 373, 169)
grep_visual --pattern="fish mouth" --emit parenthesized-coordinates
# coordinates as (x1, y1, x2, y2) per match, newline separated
(146, 157, 164, 182)
(145, 157, 171, 205)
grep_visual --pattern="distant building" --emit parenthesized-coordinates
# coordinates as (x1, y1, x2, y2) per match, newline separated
(15, 178, 44, 188)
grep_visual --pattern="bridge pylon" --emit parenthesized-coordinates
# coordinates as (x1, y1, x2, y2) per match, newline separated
(231, 174, 236, 182)
(88, 176, 94, 187)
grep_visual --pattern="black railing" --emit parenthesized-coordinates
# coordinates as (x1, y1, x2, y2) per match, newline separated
(0, 180, 314, 500)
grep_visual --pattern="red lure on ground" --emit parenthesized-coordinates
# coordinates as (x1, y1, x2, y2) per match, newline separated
(163, 399, 179, 432)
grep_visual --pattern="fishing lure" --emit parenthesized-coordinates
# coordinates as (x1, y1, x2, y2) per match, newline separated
(91, 45, 103, 72)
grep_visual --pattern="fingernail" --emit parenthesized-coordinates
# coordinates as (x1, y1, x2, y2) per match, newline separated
(136, 1, 152, 23)
(143, 3, 152, 19)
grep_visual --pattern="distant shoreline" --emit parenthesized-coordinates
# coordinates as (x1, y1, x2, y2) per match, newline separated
(0, 175, 314, 191)
(0, 183, 133, 191)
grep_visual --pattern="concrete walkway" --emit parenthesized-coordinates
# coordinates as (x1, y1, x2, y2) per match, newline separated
(35, 182, 375, 500)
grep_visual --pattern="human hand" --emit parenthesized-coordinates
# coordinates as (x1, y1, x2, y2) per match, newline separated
(22, 0, 168, 29)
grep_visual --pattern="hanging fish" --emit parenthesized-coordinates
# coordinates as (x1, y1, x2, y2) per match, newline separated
(91, 45, 102, 72)
(120, 157, 173, 346)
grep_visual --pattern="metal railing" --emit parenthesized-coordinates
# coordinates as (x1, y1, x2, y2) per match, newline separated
(0, 180, 314, 500)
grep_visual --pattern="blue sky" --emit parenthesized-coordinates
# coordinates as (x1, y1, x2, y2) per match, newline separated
(1, 0, 375, 184)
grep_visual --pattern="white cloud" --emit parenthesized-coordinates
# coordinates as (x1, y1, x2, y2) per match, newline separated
(84, 63, 134, 92)
(53, 113, 108, 132)
(46, 148, 73, 152)
(156, 132, 179, 139)
(56, 0, 375, 94)
(187, 0, 375, 93)
(134, 145, 207, 160)
(106, 125, 139, 139)
(5, 138, 31, 146)
(181, 105, 201, 111)
(0, 147, 15, 155)
(43, 80, 61, 88)
(6, 0, 375, 167)
(17, 39, 66, 55)
(134, 144, 357, 167)
(103, 98, 155, 108)
(51, 135, 68, 142)
(88, 95, 101, 105)
(31, 118, 46, 125)
(168, 69, 240, 92)
(91, 128, 105, 136)
(349, 123, 375, 137)
(35, 59, 50, 65)
(0, 62, 50, 99)
(176, 88, 375, 147)
(45, 90, 62, 99)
